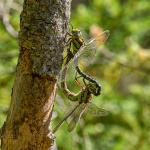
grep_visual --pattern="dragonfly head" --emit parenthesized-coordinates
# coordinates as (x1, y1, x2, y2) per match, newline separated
(87, 83, 101, 96)
(72, 29, 82, 38)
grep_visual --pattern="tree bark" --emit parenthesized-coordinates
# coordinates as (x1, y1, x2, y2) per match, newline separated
(0, 0, 71, 149)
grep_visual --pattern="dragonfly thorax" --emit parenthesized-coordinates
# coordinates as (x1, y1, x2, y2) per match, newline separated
(69, 29, 84, 55)
(79, 88, 92, 104)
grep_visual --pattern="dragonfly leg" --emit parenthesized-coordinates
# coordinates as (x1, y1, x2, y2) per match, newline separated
(75, 71, 83, 81)
(63, 38, 72, 60)
(65, 38, 72, 46)
(75, 71, 81, 80)
(83, 78, 87, 86)
(67, 32, 72, 36)
(63, 41, 73, 64)
(64, 32, 73, 43)
(75, 71, 83, 89)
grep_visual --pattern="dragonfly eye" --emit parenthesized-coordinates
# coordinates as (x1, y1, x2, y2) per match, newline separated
(88, 83, 101, 96)
(95, 84, 101, 96)
(95, 88, 101, 96)
(72, 29, 82, 37)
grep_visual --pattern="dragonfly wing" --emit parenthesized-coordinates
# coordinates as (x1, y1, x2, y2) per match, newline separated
(87, 30, 110, 45)
(73, 30, 110, 66)
(76, 30, 110, 57)
(67, 103, 87, 132)
(86, 102, 109, 117)
(52, 103, 80, 133)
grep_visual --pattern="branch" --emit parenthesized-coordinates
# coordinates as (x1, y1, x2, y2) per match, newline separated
(1, 0, 72, 149)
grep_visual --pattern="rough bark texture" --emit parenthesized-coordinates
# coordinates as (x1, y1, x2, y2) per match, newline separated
(1, 0, 71, 149)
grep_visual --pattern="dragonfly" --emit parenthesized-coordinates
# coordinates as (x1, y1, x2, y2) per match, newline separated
(60, 26, 110, 81)
(52, 82, 108, 133)
(53, 62, 108, 133)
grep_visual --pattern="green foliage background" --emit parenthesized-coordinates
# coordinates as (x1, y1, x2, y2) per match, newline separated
(0, 0, 150, 150)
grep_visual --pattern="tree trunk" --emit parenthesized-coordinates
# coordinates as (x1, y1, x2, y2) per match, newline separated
(0, 0, 71, 149)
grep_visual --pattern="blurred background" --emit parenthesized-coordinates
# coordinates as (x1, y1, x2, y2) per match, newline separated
(0, 0, 150, 150)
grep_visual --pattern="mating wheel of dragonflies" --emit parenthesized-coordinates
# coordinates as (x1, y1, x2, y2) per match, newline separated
(53, 26, 110, 133)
